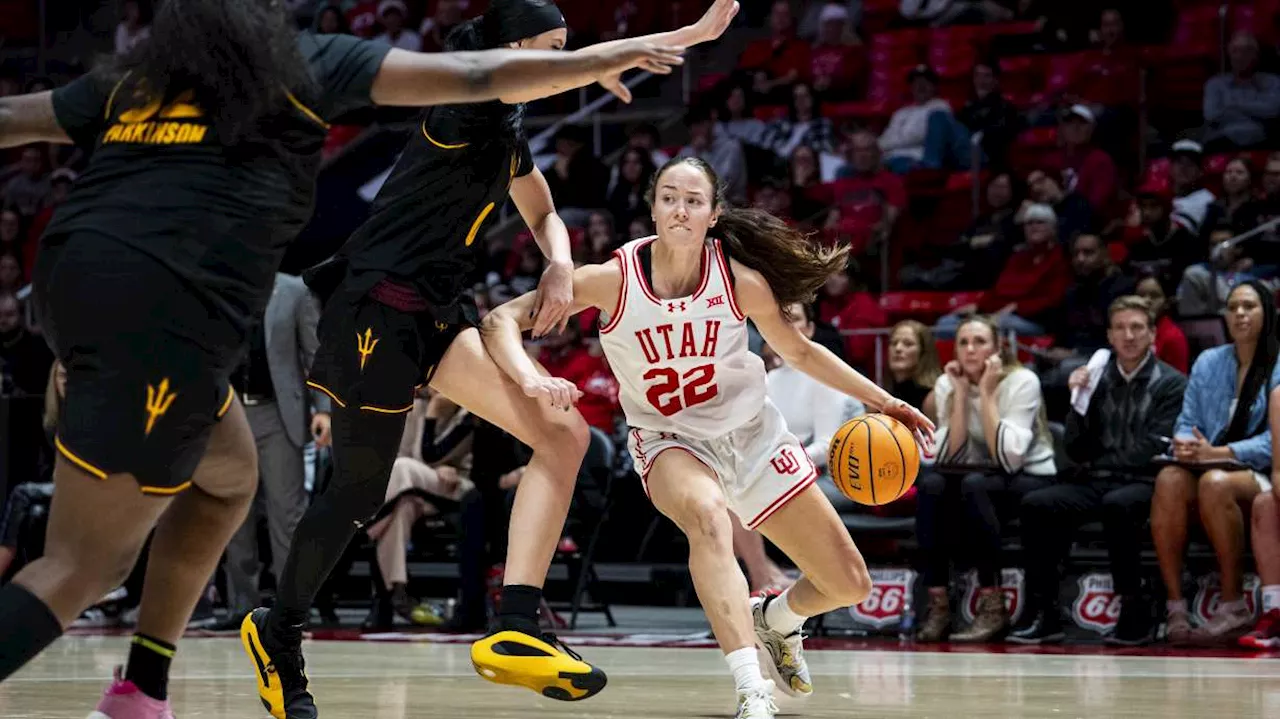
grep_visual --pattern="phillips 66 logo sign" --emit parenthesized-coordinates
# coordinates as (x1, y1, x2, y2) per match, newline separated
(1192, 573, 1260, 626)
(849, 568, 916, 628)
(1072, 573, 1122, 632)
(960, 568, 1024, 625)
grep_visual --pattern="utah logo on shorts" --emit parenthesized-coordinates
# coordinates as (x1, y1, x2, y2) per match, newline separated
(770, 447, 802, 475)
(356, 328, 379, 371)
(144, 378, 178, 436)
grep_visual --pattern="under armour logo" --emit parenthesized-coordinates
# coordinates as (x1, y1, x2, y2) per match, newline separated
(666, 301, 686, 313)
(770, 447, 801, 476)
(356, 328, 379, 371)
(707, 295, 725, 308)
(144, 378, 178, 436)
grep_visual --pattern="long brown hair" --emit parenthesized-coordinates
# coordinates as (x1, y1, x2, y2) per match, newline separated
(956, 315, 1050, 443)
(646, 157, 848, 316)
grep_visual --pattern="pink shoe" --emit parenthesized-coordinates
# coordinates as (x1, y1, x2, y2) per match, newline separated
(86, 667, 175, 719)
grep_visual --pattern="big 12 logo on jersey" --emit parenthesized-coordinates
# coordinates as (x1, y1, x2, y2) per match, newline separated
(1192, 573, 1260, 626)
(1071, 572, 1122, 633)
(848, 568, 916, 629)
(959, 568, 1025, 625)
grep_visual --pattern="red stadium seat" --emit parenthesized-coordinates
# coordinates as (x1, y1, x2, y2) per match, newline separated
(1032, 52, 1095, 103)
(997, 55, 1047, 107)
(1009, 127, 1060, 174)
(753, 105, 789, 121)
(946, 291, 985, 311)
(981, 20, 1042, 40)
(1168, 5, 1222, 59)
(879, 292, 951, 322)
(935, 338, 956, 364)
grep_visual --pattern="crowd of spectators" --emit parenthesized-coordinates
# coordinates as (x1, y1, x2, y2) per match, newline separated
(2, 0, 1280, 648)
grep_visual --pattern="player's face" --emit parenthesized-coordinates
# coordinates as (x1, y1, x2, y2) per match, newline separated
(652, 163, 719, 245)
(955, 321, 997, 379)
(518, 28, 568, 51)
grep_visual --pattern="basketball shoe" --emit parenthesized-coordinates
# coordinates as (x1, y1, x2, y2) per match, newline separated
(240, 608, 317, 719)
(470, 630, 607, 701)
(86, 667, 175, 719)
(736, 679, 779, 719)
(1238, 609, 1280, 649)
(750, 593, 813, 698)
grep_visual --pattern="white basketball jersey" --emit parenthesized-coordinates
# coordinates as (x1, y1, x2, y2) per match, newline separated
(598, 236, 766, 440)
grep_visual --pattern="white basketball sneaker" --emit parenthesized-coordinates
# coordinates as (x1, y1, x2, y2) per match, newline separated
(750, 593, 813, 698)
(735, 680, 778, 719)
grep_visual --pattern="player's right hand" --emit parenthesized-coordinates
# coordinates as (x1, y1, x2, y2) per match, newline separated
(520, 373, 583, 412)
(594, 43, 685, 104)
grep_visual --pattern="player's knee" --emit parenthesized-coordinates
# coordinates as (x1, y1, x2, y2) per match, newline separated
(531, 411, 590, 463)
(1253, 491, 1277, 525)
(682, 494, 730, 544)
(827, 554, 873, 607)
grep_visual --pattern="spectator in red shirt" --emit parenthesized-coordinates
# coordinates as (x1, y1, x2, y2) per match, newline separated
(830, 129, 907, 248)
(345, 0, 379, 37)
(741, 0, 811, 102)
(1074, 7, 1140, 107)
(20, 168, 74, 280)
(808, 4, 864, 95)
(937, 203, 1072, 336)
(537, 324, 620, 432)
(821, 270, 888, 373)
(1135, 272, 1189, 373)
(1047, 104, 1119, 216)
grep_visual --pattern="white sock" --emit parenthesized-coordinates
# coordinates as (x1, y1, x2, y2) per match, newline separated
(1263, 585, 1280, 613)
(725, 647, 766, 694)
(764, 589, 807, 636)
(1166, 599, 1187, 615)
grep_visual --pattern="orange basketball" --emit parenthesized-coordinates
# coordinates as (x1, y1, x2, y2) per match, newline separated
(827, 414, 920, 506)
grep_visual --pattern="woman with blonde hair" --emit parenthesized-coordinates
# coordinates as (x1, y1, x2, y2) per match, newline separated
(914, 315, 1056, 643)
(887, 319, 941, 416)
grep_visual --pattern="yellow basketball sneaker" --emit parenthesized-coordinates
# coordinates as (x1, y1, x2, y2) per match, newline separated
(470, 630, 607, 701)
(239, 608, 316, 719)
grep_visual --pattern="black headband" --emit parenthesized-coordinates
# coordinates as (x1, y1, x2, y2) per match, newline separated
(486, 1, 566, 45)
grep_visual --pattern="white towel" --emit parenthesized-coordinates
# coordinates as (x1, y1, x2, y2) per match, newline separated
(1070, 349, 1112, 415)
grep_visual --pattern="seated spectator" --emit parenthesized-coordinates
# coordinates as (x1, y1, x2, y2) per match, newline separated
(1013, 296, 1188, 646)
(1050, 232, 1136, 361)
(1239, 384, 1280, 650)
(625, 123, 671, 172)
(1134, 271, 1190, 373)
(365, 390, 474, 629)
(830, 129, 907, 247)
(22, 169, 74, 277)
(788, 145, 828, 224)
(1152, 280, 1280, 644)
(741, 0, 811, 102)
(1073, 7, 1141, 108)
(716, 81, 768, 150)
(1047, 105, 1118, 216)
(419, 0, 467, 52)
(936, 203, 1072, 337)
(0, 294, 52, 397)
(879, 65, 971, 174)
(677, 105, 748, 205)
(761, 81, 836, 159)
(582, 210, 619, 265)
(0, 252, 22, 295)
(114, 0, 152, 55)
(808, 3, 864, 95)
(906, 172, 1022, 291)
(607, 147, 656, 233)
(898, 0, 1013, 27)
(372, 0, 422, 51)
(1026, 166, 1095, 243)
(916, 315, 1057, 642)
(0, 361, 61, 580)
(752, 178, 793, 220)
(958, 60, 1023, 171)
(2, 147, 51, 220)
(820, 268, 886, 371)
(886, 319, 941, 417)
(543, 124, 609, 216)
(314, 6, 351, 34)
(1167, 140, 1218, 273)
(1178, 223, 1278, 317)
(1203, 32, 1280, 151)
(627, 215, 654, 240)
(0, 209, 20, 262)
(1203, 156, 1263, 238)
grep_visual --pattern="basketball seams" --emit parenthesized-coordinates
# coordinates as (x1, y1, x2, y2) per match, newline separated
(863, 420, 877, 505)
(868, 414, 909, 503)
(831, 417, 865, 500)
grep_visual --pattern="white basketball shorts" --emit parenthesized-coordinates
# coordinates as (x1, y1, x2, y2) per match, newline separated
(626, 399, 818, 530)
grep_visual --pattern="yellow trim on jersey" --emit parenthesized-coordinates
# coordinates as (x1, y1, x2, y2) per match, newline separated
(55, 437, 108, 480)
(104, 71, 132, 120)
(306, 380, 348, 409)
(422, 122, 469, 150)
(216, 385, 235, 418)
(358, 403, 414, 415)
(286, 91, 330, 130)
(139, 480, 193, 496)
(465, 202, 496, 247)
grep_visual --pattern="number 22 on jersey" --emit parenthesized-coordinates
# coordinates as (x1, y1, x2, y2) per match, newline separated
(644, 364, 718, 416)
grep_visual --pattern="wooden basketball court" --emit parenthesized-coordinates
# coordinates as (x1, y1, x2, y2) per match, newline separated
(4, 634, 1278, 717)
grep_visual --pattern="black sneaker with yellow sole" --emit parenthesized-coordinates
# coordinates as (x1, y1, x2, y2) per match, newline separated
(470, 630, 607, 701)
(240, 608, 317, 719)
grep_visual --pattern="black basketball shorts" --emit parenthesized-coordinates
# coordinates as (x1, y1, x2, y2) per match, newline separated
(306, 279, 465, 415)
(33, 234, 240, 494)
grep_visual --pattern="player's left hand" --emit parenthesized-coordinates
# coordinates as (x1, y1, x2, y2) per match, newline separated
(881, 397, 936, 452)
(690, 0, 741, 44)
(593, 42, 685, 104)
(311, 412, 332, 448)
(532, 259, 574, 337)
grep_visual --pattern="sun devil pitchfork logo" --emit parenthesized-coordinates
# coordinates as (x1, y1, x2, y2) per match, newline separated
(769, 447, 802, 475)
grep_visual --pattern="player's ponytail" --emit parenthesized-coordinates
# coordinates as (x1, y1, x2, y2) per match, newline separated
(647, 157, 849, 316)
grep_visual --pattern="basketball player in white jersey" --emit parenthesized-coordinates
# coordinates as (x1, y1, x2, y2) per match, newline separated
(481, 157, 934, 718)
